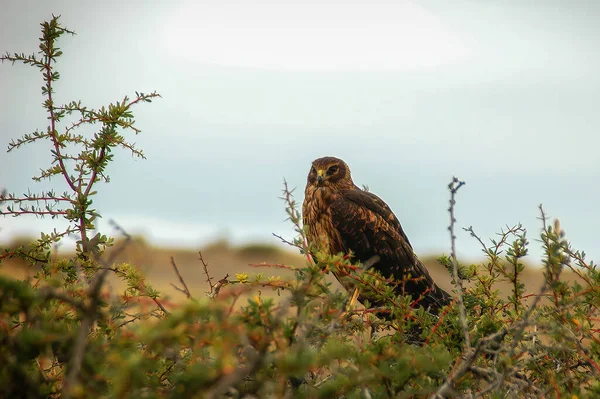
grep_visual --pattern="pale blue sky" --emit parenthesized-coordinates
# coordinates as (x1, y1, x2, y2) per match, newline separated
(1, 0, 599, 263)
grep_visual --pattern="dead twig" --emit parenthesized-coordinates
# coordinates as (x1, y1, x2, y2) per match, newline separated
(447, 177, 470, 349)
(199, 251, 215, 293)
(170, 256, 192, 299)
(150, 297, 170, 316)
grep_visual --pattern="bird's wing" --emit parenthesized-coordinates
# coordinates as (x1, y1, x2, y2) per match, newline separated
(329, 188, 413, 267)
(329, 188, 443, 294)
(347, 189, 414, 248)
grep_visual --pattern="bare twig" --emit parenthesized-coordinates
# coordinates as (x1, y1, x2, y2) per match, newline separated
(447, 177, 470, 348)
(277, 180, 313, 265)
(150, 297, 170, 316)
(272, 233, 308, 255)
(199, 251, 215, 293)
(170, 256, 192, 299)
(108, 218, 131, 240)
(117, 312, 146, 328)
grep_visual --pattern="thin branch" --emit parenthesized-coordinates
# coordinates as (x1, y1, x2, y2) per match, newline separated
(108, 219, 131, 240)
(150, 297, 170, 316)
(447, 176, 470, 348)
(1, 209, 68, 216)
(62, 267, 110, 397)
(170, 256, 192, 299)
(41, 35, 77, 193)
(272, 233, 307, 254)
(199, 251, 215, 293)
(278, 180, 313, 264)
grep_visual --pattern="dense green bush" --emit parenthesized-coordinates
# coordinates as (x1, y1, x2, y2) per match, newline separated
(2, 16, 599, 398)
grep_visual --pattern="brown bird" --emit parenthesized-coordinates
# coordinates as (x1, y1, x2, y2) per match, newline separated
(302, 156, 450, 315)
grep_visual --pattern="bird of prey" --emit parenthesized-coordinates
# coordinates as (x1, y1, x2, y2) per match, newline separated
(302, 156, 450, 315)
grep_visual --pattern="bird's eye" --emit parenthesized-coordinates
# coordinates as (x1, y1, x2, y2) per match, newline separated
(327, 165, 339, 175)
(311, 166, 317, 174)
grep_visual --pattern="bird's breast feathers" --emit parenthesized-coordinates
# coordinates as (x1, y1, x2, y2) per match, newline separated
(303, 186, 344, 254)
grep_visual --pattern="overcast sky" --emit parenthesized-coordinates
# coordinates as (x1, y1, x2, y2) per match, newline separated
(1, 0, 599, 263)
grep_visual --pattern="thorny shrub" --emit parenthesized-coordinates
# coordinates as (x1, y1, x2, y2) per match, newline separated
(1, 16, 599, 399)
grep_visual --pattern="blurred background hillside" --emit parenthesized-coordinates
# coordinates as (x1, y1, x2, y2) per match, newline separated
(1, 236, 583, 304)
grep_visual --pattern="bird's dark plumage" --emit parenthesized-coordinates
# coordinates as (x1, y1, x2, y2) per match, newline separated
(302, 156, 450, 314)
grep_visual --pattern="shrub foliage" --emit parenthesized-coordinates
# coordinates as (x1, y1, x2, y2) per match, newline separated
(1, 16, 600, 399)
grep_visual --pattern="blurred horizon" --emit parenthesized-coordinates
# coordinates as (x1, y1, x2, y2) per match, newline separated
(1, 0, 599, 263)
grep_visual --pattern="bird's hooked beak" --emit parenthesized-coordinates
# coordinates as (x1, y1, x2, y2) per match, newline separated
(316, 169, 326, 184)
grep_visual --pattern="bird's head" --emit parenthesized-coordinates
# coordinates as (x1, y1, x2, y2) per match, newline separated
(307, 156, 354, 189)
